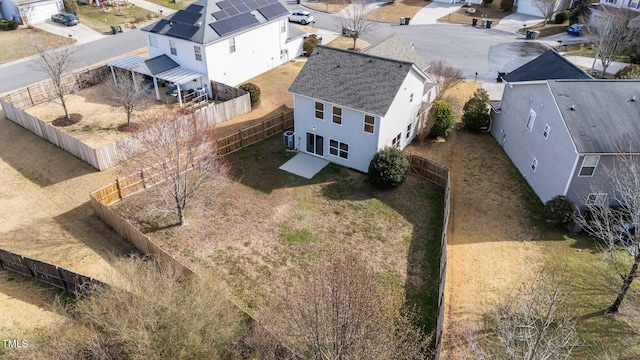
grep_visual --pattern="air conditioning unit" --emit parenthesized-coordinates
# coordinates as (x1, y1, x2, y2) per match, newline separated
(284, 131, 294, 149)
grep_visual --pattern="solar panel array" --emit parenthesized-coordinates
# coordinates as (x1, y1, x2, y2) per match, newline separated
(211, 0, 287, 21)
(209, 12, 258, 37)
(166, 22, 201, 39)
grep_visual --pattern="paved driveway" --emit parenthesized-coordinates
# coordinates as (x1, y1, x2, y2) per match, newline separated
(34, 19, 108, 45)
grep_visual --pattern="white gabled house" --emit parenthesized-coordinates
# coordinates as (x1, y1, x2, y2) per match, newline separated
(140, 0, 303, 96)
(288, 45, 435, 173)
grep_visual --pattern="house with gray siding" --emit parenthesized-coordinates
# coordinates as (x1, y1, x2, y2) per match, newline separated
(490, 79, 640, 207)
(289, 45, 433, 173)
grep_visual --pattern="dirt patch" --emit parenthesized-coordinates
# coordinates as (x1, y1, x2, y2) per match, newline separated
(52, 113, 83, 127)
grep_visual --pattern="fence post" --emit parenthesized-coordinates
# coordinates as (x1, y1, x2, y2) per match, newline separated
(141, 170, 146, 189)
(27, 87, 34, 106)
(115, 178, 122, 200)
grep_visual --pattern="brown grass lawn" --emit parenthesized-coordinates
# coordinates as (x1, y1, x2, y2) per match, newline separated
(443, 2, 511, 25)
(77, 3, 159, 33)
(113, 136, 445, 332)
(368, 0, 431, 23)
(0, 28, 75, 66)
(518, 20, 570, 37)
(304, 0, 348, 14)
(325, 36, 370, 51)
(144, 0, 196, 11)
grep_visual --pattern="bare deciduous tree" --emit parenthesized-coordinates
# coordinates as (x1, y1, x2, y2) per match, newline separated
(31, 44, 78, 121)
(463, 268, 578, 360)
(257, 253, 432, 360)
(23, 258, 247, 359)
(426, 60, 462, 99)
(105, 69, 152, 128)
(18, 4, 34, 28)
(532, 0, 567, 25)
(336, 0, 376, 51)
(575, 153, 640, 314)
(122, 109, 230, 226)
(583, 8, 640, 78)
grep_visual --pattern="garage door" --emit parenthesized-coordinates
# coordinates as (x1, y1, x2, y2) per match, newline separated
(29, 0, 62, 24)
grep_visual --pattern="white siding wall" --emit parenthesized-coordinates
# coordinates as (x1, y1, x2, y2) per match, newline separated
(146, 34, 207, 92)
(204, 19, 289, 86)
(293, 94, 379, 173)
(377, 70, 425, 150)
(490, 82, 578, 204)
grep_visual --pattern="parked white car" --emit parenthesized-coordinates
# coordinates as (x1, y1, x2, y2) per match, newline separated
(289, 10, 313, 25)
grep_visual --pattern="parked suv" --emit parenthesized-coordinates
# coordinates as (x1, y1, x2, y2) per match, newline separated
(51, 13, 80, 26)
(289, 10, 313, 25)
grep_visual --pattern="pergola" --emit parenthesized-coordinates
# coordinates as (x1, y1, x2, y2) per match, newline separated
(107, 54, 206, 107)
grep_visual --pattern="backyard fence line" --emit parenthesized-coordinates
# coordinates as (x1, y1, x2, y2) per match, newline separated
(0, 66, 110, 109)
(406, 153, 450, 360)
(0, 248, 107, 296)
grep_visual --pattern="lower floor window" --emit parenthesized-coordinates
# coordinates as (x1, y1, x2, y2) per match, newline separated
(586, 193, 607, 206)
(329, 139, 349, 159)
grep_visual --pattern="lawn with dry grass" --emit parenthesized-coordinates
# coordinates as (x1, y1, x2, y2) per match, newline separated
(443, 3, 511, 25)
(144, 0, 196, 10)
(304, 0, 348, 14)
(325, 35, 370, 51)
(113, 134, 445, 332)
(368, 0, 431, 23)
(77, 3, 159, 33)
(0, 28, 75, 65)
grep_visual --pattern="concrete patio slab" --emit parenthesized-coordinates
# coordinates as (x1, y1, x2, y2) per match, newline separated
(279, 152, 329, 179)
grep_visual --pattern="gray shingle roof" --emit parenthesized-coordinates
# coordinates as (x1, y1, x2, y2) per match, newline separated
(288, 46, 420, 117)
(141, 0, 288, 45)
(503, 49, 592, 82)
(549, 80, 640, 153)
(362, 34, 429, 72)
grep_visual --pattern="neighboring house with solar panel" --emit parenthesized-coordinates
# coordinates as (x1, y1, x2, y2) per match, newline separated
(288, 45, 431, 173)
(140, 0, 303, 95)
(489, 54, 640, 207)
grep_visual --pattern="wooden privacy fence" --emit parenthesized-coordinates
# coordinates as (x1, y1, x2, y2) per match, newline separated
(406, 154, 450, 360)
(0, 66, 110, 109)
(0, 248, 106, 296)
(218, 110, 294, 155)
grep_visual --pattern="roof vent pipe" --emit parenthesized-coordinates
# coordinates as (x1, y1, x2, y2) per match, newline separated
(570, 105, 576, 111)
(632, 96, 637, 102)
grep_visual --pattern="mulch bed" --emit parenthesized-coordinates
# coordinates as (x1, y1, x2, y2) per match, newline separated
(52, 113, 82, 127)
(118, 123, 141, 132)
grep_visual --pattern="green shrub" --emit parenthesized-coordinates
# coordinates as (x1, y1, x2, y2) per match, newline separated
(482, 0, 494, 5)
(500, 0, 514, 11)
(429, 100, 456, 138)
(462, 88, 490, 132)
(569, 0, 591, 24)
(367, 147, 410, 189)
(0, 19, 18, 31)
(239, 83, 261, 106)
(614, 64, 640, 79)
(544, 195, 575, 227)
(63, 0, 79, 15)
(555, 11, 569, 24)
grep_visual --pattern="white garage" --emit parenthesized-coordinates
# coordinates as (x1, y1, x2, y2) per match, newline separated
(1, 0, 63, 24)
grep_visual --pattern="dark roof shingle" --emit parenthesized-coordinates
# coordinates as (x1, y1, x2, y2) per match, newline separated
(549, 80, 640, 153)
(289, 46, 420, 116)
(503, 49, 592, 82)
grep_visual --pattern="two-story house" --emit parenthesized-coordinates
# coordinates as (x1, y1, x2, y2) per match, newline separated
(140, 0, 303, 96)
(491, 77, 640, 207)
(288, 45, 433, 173)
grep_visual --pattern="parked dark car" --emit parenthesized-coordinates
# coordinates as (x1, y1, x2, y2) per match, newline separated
(566, 23, 584, 36)
(51, 13, 80, 26)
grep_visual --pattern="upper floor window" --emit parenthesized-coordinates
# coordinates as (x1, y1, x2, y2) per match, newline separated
(526, 109, 536, 132)
(409, 93, 414, 103)
(543, 124, 550, 139)
(579, 156, 600, 176)
(364, 115, 375, 134)
(531, 157, 538, 172)
(315, 102, 324, 119)
(406, 123, 412, 139)
(280, 19, 286, 33)
(194, 45, 202, 61)
(229, 38, 236, 53)
(332, 106, 342, 125)
(169, 40, 177, 55)
(392, 133, 401, 148)
(149, 35, 158, 48)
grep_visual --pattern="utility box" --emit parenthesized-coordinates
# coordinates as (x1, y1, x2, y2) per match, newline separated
(400, 17, 405, 25)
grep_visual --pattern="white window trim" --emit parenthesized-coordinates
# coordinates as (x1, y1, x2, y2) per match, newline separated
(229, 37, 236, 53)
(364, 114, 375, 134)
(406, 123, 412, 139)
(332, 106, 342, 125)
(329, 139, 349, 159)
(280, 19, 286, 33)
(392, 133, 401, 148)
(194, 45, 202, 61)
(315, 101, 324, 120)
(586, 193, 607, 206)
(531, 157, 538, 172)
(543, 124, 550, 139)
(149, 35, 158, 48)
(578, 155, 600, 177)
(526, 109, 536, 132)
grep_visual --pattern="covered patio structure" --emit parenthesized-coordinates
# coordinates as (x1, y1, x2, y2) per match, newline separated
(107, 54, 207, 107)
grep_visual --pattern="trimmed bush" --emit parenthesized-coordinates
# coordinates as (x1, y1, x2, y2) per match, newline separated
(555, 11, 569, 24)
(239, 83, 261, 106)
(303, 35, 321, 57)
(544, 195, 575, 227)
(462, 88, 490, 132)
(429, 100, 456, 138)
(368, 147, 410, 189)
(500, 0, 514, 12)
(63, 0, 79, 15)
(614, 64, 640, 79)
(0, 19, 18, 31)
